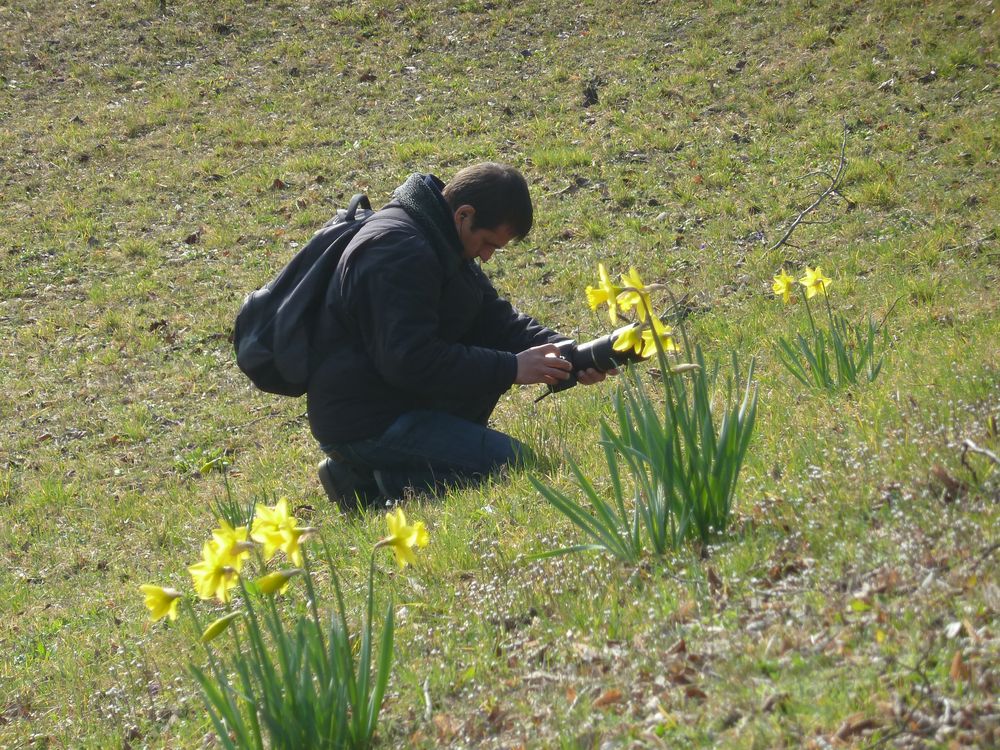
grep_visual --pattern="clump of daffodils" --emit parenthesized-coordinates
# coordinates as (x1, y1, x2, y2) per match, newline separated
(586, 263, 678, 358)
(770, 264, 892, 390)
(772, 266, 832, 304)
(139, 499, 431, 636)
(138, 498, 316, 639)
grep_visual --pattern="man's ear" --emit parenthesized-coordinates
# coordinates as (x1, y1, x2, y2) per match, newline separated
(453, 204, 476, 229)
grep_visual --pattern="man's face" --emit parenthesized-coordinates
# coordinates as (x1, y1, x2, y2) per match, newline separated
(454, 207, 517, 263)
(460, 224, 517, 263)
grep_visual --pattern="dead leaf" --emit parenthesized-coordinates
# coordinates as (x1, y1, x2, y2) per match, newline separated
(693, 174, 704, 185)
(684, 685, 707, 700)
(433, 713, 460, 741)
(873, 568, 901, 594)
(485, 703, 507, 730)
(768, 558, 806, 583)
(667, 664, 694, 685)
(665, 638, 686, 656)
(949, 650, 970, 683)
(565, 686, 577, 704)
(835, 715, 878, 740)
(592, 688, 623, 708)
(929, 464, 967, 503)
(761, 692, 788, 713)
(670, 599, 697, 624)
(707, 566, 723, 593)
(270, 178, 287, 191)
(718, 709, 742, 729)
(571, 641, 600, 662)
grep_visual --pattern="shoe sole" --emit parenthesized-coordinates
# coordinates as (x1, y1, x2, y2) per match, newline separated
(318, 460, 368, 514)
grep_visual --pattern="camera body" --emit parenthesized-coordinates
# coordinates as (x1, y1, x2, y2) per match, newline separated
(549, 323, 648, 394)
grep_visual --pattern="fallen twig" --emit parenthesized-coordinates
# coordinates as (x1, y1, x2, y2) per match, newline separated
(767, 122, 849, 254)
(942, 233, 995, 254)
(423, 676, 432, 722)
(963, 440, 1000, 464)
(967, 541, 999, 573)
(864, 642, 936, 749)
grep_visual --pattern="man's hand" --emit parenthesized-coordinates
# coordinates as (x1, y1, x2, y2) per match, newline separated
(576, 367, 616, 386)
(515, 344, 573, 385)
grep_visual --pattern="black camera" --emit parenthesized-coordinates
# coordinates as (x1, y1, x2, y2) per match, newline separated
(547, 323, 649, 395)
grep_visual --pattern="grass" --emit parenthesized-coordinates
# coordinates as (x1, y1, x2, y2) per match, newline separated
(1, 0, 998, 747)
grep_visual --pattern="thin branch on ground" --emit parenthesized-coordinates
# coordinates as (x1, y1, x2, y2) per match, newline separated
(797, 218, 839, 226)
(864, 642, 937, 749)
(943, 232, 997, 254)
(960, 439, 1000, 488)
(423, 677, 432, 722)
(767, 122, 849, 254)
(967, 541, 999, 573)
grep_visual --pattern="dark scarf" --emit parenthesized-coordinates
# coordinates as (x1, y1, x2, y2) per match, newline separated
(393, 173, 463, 276)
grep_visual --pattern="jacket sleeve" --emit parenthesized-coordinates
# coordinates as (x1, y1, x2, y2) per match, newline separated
(343, 230, 519, 398)
(461, 263, 567, 352)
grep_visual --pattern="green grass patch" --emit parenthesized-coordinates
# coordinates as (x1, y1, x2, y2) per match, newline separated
(1, 0, 997, 747)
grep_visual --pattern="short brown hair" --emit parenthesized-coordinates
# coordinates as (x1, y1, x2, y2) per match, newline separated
(442, 163, 533, 238)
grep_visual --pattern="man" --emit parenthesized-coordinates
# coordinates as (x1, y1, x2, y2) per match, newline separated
(308, 163, 609, 510)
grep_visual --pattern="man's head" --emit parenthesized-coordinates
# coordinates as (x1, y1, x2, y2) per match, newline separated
(443, 163, 533, 263)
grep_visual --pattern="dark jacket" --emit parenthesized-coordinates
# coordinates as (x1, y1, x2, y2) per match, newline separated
(307, 175, 561, 445)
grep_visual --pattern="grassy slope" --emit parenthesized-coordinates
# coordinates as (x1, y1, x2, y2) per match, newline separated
(1, 0, 997, 747)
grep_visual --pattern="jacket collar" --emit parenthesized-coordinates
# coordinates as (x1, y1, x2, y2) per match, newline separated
(393, 173, 463, 275)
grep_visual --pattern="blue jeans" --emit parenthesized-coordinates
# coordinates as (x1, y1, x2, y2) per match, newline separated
(322, 410, 530, 500)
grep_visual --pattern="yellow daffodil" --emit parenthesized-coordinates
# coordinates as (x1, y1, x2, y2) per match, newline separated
(251, 497, 309, 566)
(378, 507, 429, 569)
(138, 584, 182, 622)
(585, 263, 622, 324)
(799, 266, 832, 299)
(188, 540, 240, 603)
(613, 319, 677, 359)
(616, 267, 652, 321)
(255, 569, 302, 596)
(612, 323, 644, 356)
(772, 269, 796, 304)
(639, 318, 678, 358)
(211, 519, 253, 565)
(201, 611, 241, 643)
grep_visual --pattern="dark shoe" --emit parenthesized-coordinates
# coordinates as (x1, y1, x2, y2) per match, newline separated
(317, 459, 379, 513)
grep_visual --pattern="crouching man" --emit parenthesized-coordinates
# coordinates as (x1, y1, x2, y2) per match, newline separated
(309, 163, 608, 510)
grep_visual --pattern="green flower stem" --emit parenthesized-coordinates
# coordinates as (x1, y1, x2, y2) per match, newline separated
(822, 287, 837, 328)
(298, 548, 327, 662)
(801, 287, 818, 333)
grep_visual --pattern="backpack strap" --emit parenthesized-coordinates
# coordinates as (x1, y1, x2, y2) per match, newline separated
(344, 193, 372, 220)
